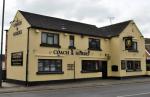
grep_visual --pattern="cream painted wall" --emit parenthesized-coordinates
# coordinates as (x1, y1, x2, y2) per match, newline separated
(107, 21, 146, 77)
(109, 37, 121, 76)
(27, 28, 110, 81)
(6, 11, 30, 81)
(119, 21, 146, 76)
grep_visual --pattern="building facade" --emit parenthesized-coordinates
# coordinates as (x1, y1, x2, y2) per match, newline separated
(145, 38, 150, 65)
(145, 38, 150, 74)
(6, 11, 146, 85)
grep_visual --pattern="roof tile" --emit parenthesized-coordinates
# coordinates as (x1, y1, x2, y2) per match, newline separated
(19, 10, 131, 38)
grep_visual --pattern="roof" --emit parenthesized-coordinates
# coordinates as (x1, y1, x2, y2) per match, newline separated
(19, 11, 105, 37)
(19, 10, 131, 38)
(99, 20, 131, 37)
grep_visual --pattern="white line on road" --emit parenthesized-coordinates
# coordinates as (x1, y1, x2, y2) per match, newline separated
(117, 92, 150, 97)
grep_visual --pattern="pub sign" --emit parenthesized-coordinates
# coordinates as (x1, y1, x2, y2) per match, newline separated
(11, 52, 23, 66)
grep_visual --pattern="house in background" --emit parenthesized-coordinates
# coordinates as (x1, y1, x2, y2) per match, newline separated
(6, 10, 146, 85)
(145, 38, 150, 65)
(0, 54, 6, 80)
(0, 54, 5, 70)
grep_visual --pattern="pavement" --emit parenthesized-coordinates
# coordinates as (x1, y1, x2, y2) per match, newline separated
(1, 77, 150, 94)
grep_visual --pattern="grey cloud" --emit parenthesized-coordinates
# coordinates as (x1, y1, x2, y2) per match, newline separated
(0, 0, 150, 37)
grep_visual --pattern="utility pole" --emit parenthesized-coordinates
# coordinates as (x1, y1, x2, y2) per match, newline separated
(0, 0, 6, 87)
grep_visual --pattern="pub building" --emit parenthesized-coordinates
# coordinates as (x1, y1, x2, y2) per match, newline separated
(6, 10, 146, 85)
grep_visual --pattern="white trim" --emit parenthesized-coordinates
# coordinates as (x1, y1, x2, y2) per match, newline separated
(146, 49, 150, 56)
(145, 44, 150, 45)
(35, 54, 65, 57)
(124, 58, 141, 60)
(147, 58, 150, 60)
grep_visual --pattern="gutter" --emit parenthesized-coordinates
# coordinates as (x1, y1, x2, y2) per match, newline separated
(30, 26, 110, 39)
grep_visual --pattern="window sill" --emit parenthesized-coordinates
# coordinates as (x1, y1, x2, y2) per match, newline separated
(81, 71, 101, 73)
(40, 44, 61, 48)
(126, 70, 142, 72)
(11, 65, 23, 66)
(88, 48, 102, 51)
(68, 46, 76, 49)
(128, 50, 138, 52)
(36, 71, 64, 75)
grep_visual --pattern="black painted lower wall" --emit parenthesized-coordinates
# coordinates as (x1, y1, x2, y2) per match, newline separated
(6, 77, 102, 86)
(6, 75, 149, 86)
(6, 79, 26, 86)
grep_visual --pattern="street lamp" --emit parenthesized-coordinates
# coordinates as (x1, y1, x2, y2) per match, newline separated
(0, 0, 5, 87)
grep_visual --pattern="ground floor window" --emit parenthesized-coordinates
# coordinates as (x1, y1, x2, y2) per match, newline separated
(126, 60, 141, 72)
(38, 59, 62, 73)
(81, 60, 102, 73)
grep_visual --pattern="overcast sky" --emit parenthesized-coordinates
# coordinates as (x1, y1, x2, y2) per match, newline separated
(0, 0, 150, 52)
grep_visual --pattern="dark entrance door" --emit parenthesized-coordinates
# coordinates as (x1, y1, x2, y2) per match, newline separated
(102, 61, 107, 79)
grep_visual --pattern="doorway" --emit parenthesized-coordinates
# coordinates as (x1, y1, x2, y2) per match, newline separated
(101, 61, 107, 79)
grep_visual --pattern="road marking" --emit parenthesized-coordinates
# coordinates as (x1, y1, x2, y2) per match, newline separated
(117, 92, 150, 97)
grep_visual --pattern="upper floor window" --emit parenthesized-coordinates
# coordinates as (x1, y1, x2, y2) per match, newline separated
(132, 41, 137, 51)
(88, 38, 101, 50)
(124, 37, 138, 52)
(69, 35, 75, 49)
(41, 32, 60, 48)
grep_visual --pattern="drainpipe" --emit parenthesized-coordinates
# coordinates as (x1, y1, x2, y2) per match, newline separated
(74, 61, 76, 80)
(26, 27, 30, 86)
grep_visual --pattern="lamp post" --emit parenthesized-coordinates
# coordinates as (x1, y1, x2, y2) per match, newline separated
(0, 0, 5, 87)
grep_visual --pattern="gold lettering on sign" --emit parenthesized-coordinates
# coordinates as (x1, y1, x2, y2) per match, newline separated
(12, 20, 22, 27)
(51, 50, 90, 56)
(13, 30, 22, 36)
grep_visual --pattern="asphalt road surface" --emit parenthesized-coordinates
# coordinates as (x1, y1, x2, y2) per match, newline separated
(1, 82, 150, 97)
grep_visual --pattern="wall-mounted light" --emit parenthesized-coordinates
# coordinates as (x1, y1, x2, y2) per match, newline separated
(35, 29, 40, 33)
(63, 33, 68, 36)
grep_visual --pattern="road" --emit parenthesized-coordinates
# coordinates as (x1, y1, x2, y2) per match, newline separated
(1, 82, 150, 97)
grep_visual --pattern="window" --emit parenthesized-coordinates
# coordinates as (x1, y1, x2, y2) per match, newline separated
(124, 37, 138, 51)
(41, 33, 47, 43)
(81, 60, 102, 73)
(132, 42, 137, 51)
(69, 35, 75, 49)
(41, 32, 60, 47)
(38, 59, 63, 74)
(88, 38, 101, 50)
(126, 61, 141, 72)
